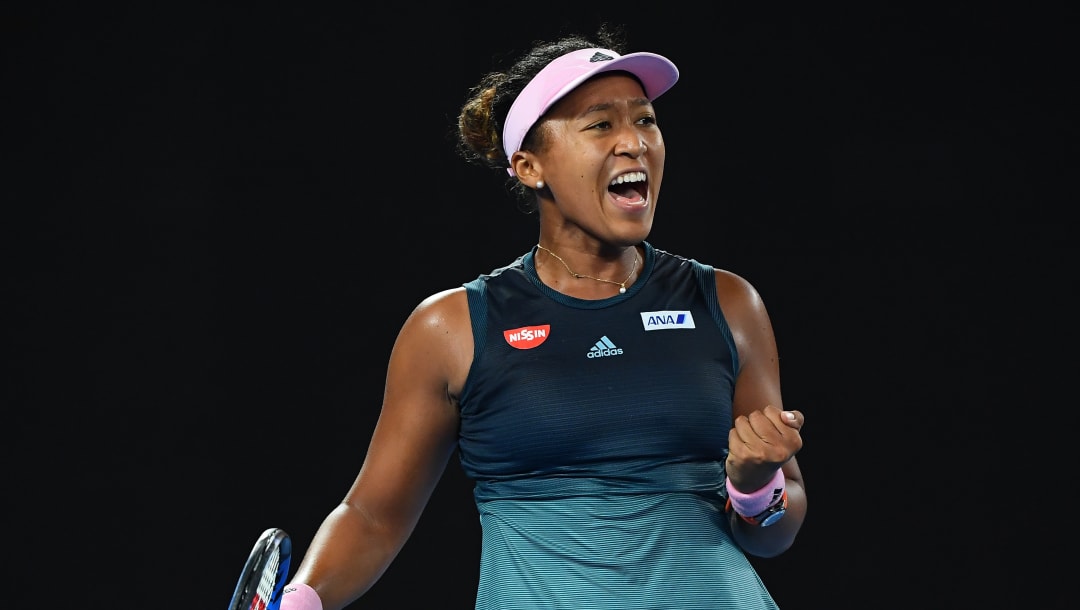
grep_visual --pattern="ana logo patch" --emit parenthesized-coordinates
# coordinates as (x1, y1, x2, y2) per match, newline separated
(640, 310, 696, 331)
(503, 324, 551, 349)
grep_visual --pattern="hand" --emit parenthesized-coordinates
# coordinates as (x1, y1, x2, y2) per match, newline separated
(725, 405, 804, 492)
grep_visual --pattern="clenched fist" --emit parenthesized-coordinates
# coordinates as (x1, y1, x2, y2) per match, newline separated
(725, 405, 804, 493)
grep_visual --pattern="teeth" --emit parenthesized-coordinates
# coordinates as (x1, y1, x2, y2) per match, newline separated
(610, 171, 646, 186)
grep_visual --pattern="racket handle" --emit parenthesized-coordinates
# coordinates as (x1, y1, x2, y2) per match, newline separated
(281, 583, 323, 610)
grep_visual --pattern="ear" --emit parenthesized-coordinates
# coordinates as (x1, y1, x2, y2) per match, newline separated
(510, 150, 543, 186)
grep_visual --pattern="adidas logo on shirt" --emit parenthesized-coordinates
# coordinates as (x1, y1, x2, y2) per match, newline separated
(587, 336, 623, 359)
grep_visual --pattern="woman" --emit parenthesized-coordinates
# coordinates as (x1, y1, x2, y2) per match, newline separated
(279, 24, 807, 610)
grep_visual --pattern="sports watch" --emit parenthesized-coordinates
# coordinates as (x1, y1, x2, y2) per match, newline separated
(726, 489, 789, 527)
(743, 490, 788, 527)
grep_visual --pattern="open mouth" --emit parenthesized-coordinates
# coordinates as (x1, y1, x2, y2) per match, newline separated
(608, 171, 648, 204)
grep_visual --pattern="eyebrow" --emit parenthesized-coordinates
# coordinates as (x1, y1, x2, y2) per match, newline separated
(577, 97, 653, 118)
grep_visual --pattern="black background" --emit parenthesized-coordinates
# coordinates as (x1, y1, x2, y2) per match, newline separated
(7, 3, 1074, 608)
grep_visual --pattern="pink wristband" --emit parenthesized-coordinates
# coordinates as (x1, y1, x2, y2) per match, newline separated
(725, 468, 786, 517)
(280, 583, 323, 610)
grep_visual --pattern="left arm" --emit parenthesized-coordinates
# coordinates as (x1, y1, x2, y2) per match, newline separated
(715, 269, 807, 558)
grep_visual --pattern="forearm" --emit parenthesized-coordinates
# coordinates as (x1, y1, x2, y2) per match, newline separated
(288, 502, 406, 610)
(728, 476, 806, 558)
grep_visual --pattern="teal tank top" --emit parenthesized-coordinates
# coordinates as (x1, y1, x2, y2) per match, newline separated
(459, 242, 780, 609)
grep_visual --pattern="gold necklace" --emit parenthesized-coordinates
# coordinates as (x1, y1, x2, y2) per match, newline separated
(535, 244, 639, 294)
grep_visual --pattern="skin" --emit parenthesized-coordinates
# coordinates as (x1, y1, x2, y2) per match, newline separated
(288, 72, 806, 610)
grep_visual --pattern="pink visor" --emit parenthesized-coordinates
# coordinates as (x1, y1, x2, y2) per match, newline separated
(502, 48, 680, 175)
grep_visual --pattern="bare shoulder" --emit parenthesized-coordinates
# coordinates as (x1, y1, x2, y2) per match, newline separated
(410, 286, 470, 323)
(395, 286, 473, 394)
(712, 268, 767, 319)
(400, 286, 472, 346)
(709, 267, 777, 366)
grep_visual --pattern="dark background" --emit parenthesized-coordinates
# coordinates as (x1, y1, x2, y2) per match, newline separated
(7, 3, 1074, 608)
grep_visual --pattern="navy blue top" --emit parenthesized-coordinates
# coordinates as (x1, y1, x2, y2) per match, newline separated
(459, 242, 780, 609)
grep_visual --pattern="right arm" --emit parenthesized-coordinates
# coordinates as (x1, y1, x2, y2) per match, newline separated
(285, 287, 473, 610)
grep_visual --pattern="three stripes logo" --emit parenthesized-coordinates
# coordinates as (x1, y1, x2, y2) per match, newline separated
(587, 336, 623, 359)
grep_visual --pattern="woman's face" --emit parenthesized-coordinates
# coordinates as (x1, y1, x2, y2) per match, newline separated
(532, 72, 666, 247)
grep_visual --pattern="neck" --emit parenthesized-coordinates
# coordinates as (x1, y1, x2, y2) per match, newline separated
(535, 244, 640, 295)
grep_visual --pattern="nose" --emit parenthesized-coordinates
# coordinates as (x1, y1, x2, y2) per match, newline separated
(614, 127, 648, 158)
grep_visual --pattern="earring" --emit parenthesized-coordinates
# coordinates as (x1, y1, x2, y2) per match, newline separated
(535, 180, 545, 189)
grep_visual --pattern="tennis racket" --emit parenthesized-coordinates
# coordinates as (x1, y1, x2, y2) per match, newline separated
(228, 527, 292, 610)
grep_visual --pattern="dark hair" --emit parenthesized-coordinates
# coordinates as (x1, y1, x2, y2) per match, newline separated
(455, 24, 628, 210)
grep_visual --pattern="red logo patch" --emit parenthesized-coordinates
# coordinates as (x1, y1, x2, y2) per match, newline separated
(503, 325, 550, 349)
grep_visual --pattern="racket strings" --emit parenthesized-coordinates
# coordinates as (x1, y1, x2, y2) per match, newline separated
(250, 546, 281, 610)
(230, 529, 290, 610)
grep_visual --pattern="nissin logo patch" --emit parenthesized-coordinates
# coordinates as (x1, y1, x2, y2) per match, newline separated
(640, 310, 696, 331)
(503, 325, 550, 349)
